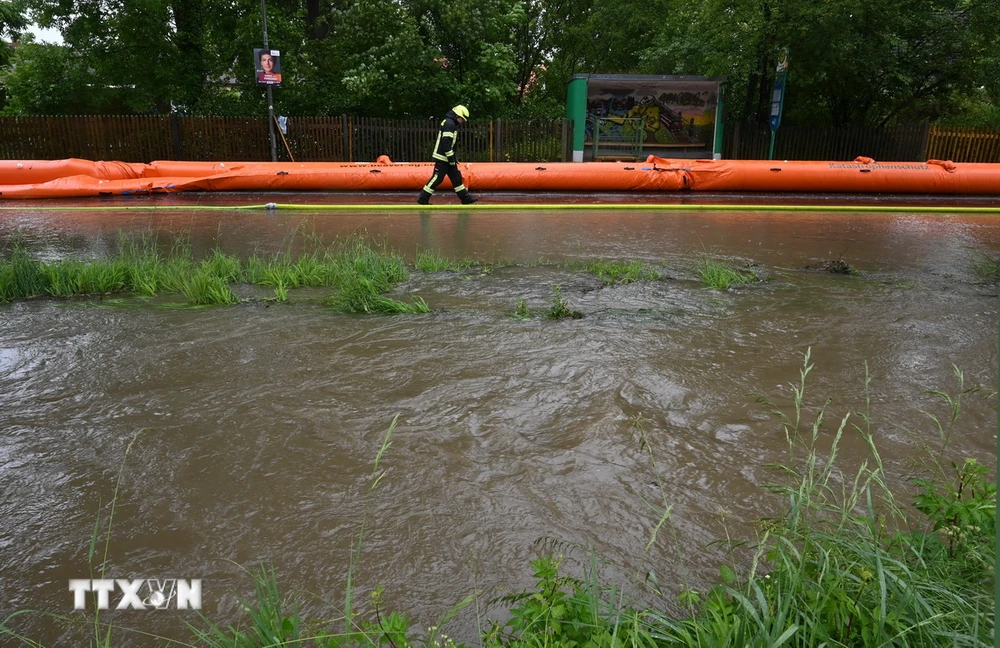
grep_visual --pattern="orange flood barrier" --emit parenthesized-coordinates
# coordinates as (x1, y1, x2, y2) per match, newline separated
(0, 155, 998, 199)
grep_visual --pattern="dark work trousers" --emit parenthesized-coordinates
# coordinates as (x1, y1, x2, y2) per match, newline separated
(423, 161, 466, 195)
(418, 161, 473, 204)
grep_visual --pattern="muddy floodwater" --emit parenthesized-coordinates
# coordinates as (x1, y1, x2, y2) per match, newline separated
(0, 198, 997, 646)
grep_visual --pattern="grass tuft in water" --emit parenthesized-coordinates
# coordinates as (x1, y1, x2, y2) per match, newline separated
(0, 243, 48, 301)
(326, 276, 430, 314)
(970, 254, 1000, 284)
(512, 296, 531, 319)
(587, 259, 661, 285)
(545, 285, 583, 319)
(697, 258, 760, 290)
(0, 233, 434, 311)
(415, 249, 478, 273)
(181, 271, 239, 305)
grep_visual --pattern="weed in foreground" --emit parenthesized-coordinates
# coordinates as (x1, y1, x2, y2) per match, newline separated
(649, 350, 995, 647)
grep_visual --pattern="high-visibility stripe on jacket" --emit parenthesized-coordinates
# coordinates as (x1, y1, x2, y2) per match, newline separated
(432, 115, 459, 163)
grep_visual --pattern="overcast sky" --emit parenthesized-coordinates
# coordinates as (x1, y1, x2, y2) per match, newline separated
(27, 24, 63, 44)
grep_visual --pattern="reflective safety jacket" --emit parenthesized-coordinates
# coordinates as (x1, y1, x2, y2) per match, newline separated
(431, 111, 461, 164)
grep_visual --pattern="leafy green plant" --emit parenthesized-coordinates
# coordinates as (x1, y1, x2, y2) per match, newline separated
(326, 272, 429, 314)
(913, 458, 995, 562)
(545, 285, 582, 319)
(512, 296, 531, 319)
(486, 555, 600, 646)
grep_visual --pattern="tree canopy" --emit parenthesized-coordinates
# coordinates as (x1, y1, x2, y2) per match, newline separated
(5, 0, 999, 126)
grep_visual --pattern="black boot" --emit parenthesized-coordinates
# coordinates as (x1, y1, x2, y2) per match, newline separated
(457, 190, 478, 205)
(416, 190, 432, 205)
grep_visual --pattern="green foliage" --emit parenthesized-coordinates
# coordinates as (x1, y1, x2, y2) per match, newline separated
(181, 271, 239, 305)
(0, 233, 434, 311)
(697, 259, 759, 290)
(913, 458, 996, 567)
(187, 563, 302, 647)
(512, 296, 531, 319)
(544, 285, 582, 319)
(587, 260, 660, 286)
(7, 0, 999, 125)
(0, 243, 47, 300)
(488, 555, 598, 646)
(415, 250, 478, 273)
(653, 351, 996, 647)
(326, 274, 430, 314)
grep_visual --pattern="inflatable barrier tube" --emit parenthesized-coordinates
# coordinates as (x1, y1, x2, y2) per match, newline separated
(0, 156, 997, 199)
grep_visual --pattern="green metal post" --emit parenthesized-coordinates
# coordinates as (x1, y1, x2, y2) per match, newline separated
(713, 82, 726, 159)
(566, 77, 588, 162)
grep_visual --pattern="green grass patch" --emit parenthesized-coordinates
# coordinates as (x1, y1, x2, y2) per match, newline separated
(0, 233, 430, 312)
(970, 254, 1000, 284)
(587, 259, 661, 285)
(698, 258, 760, 290)
(325, 277, 430, 314)
(0, 243, 47, 301)
(180, 271, 239, 305)
(414, 250, 478, 273)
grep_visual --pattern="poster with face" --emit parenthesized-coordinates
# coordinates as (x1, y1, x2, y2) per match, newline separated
(254, 48, 282, 86)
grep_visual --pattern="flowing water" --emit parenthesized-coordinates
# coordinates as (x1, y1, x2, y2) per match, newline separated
(0, 198, 997, 646)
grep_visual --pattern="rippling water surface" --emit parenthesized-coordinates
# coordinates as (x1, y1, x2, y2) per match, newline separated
(0, 202, 997, 645)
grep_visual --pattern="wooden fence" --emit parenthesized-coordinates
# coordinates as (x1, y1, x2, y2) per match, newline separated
(925, 124, 1000, 163)
(0, 115, 997, 163)
(724, 122, 1000, 163)
(0, 115, 570, 163)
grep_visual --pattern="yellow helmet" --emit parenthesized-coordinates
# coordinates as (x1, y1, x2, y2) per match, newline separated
(452, 105, 469, 120)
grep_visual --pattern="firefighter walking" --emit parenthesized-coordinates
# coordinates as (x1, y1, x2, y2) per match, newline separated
(417, 105, 478, 205)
